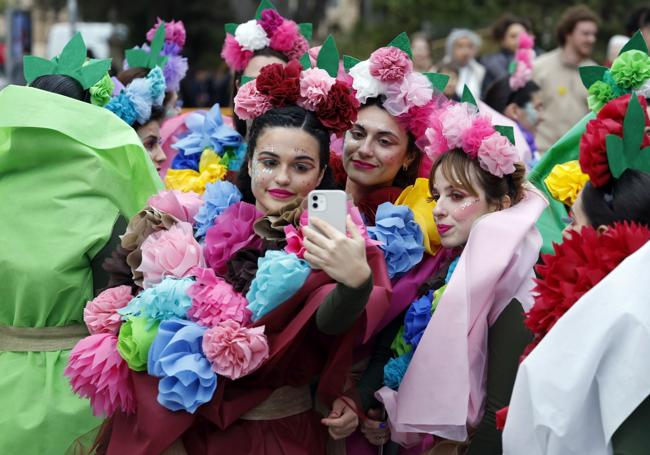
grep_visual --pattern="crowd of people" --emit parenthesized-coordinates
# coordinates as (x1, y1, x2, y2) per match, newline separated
(2, 2, 650, 455)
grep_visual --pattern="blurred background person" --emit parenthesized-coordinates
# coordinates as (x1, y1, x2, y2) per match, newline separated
(439, 28, 485, 99)
(411, 32, 434, 72)
(437, 61, 460, 101)
(605, 34, 629, 67)
(626, 7, 650, 49)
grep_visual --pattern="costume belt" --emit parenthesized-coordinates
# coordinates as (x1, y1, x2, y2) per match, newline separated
(240, 385, 313, 421)
(0, 323, 88, 352)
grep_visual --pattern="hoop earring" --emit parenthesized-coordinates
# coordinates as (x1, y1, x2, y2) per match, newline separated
(402, 163, 408, 171)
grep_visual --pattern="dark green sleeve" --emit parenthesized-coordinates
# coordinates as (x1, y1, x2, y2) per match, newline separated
(612, 394, 650, 455)
(90, 215, 127, 296)
(466, 298, 533, 455)
(315, 273, 374, 336)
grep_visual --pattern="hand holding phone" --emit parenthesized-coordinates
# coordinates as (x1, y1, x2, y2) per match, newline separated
(307, 190, 347, 234)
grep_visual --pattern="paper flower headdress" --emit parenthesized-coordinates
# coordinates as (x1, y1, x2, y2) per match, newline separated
(509, 31, 535, 90)
(580, 31, 650, 113)
(221, 0, 311, 72)
(23, 32, 113, 106)
(105, 66, 167, 126)
(234, 36, 359, 137)
(344, 33, 450, 142)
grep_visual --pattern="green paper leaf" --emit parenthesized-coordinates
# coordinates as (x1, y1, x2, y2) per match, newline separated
(343, 55, 361, 72)
(579, 65, 608, 89)
(317, 35, 339, 78)
(255, 0, 277, 19)
(58, 33, 87, 72)
(607, 95, 650, 177)
(78, 59, 113, 90)
(424, 72, 450, 92)
(620, 30, 649, 56)
(606, 134, 626, 178)
(241, 75, 255, 86)
(508, 60, 517, 75)
(299, 52, 312, 70)
(495, 125, 516, 145)
(148, 24, 166, 62)
(387, 32, 412, 58)
(23, 56, 57, 84)
(225, 23, 238, 35)
(126, 24, 168, 70)
(461, 85, 477, 106)
(299, 23, 313, 41)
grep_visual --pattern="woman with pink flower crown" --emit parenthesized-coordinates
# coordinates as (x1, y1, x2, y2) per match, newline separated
(64, 41, 394, 455)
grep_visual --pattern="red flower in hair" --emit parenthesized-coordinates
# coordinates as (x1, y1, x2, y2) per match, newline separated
(256, 60, 302, 106)
(316, 80, 359, 136)
(579, 94, 650, 187)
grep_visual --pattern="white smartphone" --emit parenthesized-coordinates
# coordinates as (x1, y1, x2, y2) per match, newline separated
(307, 190, 347, 234)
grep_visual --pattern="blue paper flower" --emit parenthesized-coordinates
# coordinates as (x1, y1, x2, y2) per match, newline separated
(126, 78, 153, 125)
(226, 143, 247, 171)
(172, 104, 242, 157)
(403, 291, 434, 350)
(383, 351, 413, 390)
(147, 66, 166, 106)
(368, 203, 425, 279)
(246, 251, 311, 322)
(106, 91, 138, 126)
(194, 181, 242, 240)
(118, 277, 193, 329)
(147, 318, 217, 413)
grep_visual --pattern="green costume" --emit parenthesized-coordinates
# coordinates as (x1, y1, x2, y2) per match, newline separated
(0, 85, 162, 454)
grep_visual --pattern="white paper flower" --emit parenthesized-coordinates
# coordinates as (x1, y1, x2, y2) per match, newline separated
(349, 60, 387, 104)
(635, 78, 650, 99)
(235, 20, 270, 52)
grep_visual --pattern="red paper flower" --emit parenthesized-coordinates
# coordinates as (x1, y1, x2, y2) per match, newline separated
(256, 60, 302, 106)
(579, 94, 650, 187)
(316, 80, 359, 136)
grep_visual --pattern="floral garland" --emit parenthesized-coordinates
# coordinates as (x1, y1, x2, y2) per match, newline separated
(221, 6, 309, 72)
(234, 59, 359, 136)
(106, 67, 166, 126)
(165, 104, 245, 194)
(495, 222, 650, 429)
(509, 32, 535, 90)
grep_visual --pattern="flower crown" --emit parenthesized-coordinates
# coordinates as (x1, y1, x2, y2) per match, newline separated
(579, 93, 650, 188)
(419, 87, 519, 177)
(345, 33, 450, 143)
(105, 66, 166, 126)
(221, 0, 311, 72)
(23, 32, 114, 107)
(125, 20, 189, 93)
(509, 31, 535, 90)
(234, 36, 359, 137)
(580, 30, 650, 113)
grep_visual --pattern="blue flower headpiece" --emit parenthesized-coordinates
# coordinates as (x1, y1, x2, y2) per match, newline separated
(105, 66, 167, 126)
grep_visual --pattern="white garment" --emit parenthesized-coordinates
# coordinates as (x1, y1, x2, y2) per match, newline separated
(503, 240, 650, 455)
(456, 59, 485, 100)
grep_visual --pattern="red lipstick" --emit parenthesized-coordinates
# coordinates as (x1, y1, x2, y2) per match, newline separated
(437, 224, 452, 235)
(352, 160, 378, 170)
(267, 188, 295, 199)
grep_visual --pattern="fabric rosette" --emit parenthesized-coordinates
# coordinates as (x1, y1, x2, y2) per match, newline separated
(368, 202, 425, 279)
(187, 267, 252, 327)
(202, 320, 269, 380)
(610, 49, 650, 89)
(383, 351, 413, 390)
(194, 181, 242, 240)
(137, 221, 204, 288)
(402, 291, 434, 350)
(253, 197, 305, 243)
(204, 202, 263, 275)
(117, 316, 160, 371)
(544, 161, 590, 206)
(165, 149, 228, 194)
(394, 178, 441, 256)
(118, 277, 194, 329)
(224, 248, 263, 295)
(147, 319, 217, 413)
(84, 285, 133, 335)
(147, 189, 203, 225)
(477, 132, 518, 177)
(246, 250, 312, 321)
(64, 333, 135, 417)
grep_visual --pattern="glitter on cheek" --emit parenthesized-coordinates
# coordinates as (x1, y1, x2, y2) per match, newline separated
(451, 198, 481, 221)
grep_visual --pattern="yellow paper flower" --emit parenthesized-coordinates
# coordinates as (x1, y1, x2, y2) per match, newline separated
(395, 178, 441, 256)
(165, 148, 228, 194)
(544, 161, 589, 206)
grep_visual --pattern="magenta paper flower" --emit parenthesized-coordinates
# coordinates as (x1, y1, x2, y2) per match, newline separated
(148, 189, 203, 225)
(187, 267, 252, 327)
(84, 286, 133, 335)
(259, 9, 284, 35)
(286, 35, 309, 60)
(234, 81, 272, 120)
(65, 333, 135, 417)
(369, 47, 413, 83)
(202, 320, 269, 380)
(221, 34, 253, 72)
(137, 221, 205, 288)
(461, 115, 495, 158)
(477, 132, 518, 177)
(269, 20, 300, 52)
(147, 18, 186, 49)
(298, 68, 335, 110)
(440, 102, 475, 149)
(284, 224, 306, 258)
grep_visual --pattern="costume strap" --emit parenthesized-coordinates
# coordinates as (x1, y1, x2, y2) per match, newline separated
(0, 323, 88, 352)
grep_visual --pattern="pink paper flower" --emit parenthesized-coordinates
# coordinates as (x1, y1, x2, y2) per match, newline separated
(84, 286, 133, 335)
(440, 102, 475, 149)
(398, 101, 437, 139)
(383, 72, 433, 116)
(147, 189, 203, 224)
(462, 115, 495, 158)
(284, 224, 306, 258)
(221, 34, 253, 72)
(518, 31, 535, 51)
(270, 20, 300, 52)
(286, 35, 309, 61)
(234, 81, 272, 120)
(137, 221, 205, 288)
(204, 202, 263, 275)
(259, 9, 284, 35)
(477, 132, 518, 177)
(420, 121, 449, 160)
(64, 333, 135, 417)
(510, 64, 533, 90)
(297, 68, 336, 110)
(147, 18, 187, 49)
(187, 267, 251, 327)
(369, 47, 413, 82)
(202, 320, 269, 380)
